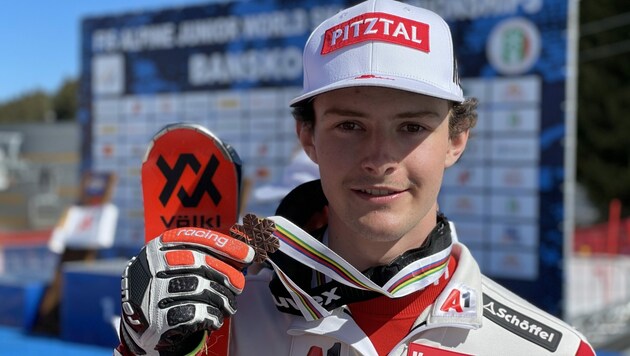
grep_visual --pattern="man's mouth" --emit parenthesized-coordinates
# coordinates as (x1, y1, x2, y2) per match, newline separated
(359, 188, 397, 196)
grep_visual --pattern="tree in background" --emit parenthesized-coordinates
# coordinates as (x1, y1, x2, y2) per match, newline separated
(0, 78, 77, 123)
(0, 90, 53, 123)
(52, 78, 78, 121)
(577, 2, 630, 220)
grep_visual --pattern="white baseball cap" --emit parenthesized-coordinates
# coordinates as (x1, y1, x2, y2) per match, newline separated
(290, 0, 464, 106)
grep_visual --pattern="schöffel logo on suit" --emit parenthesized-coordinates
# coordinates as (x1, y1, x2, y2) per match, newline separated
(157, 153, 221, 207)
(321, 12, 430, 55)
(483, 294, 562, 352)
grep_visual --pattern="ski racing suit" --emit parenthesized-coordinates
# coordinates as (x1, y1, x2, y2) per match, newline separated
(117, 181, 594, 356)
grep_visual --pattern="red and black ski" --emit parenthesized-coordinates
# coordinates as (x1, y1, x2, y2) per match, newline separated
(141, 123, 242, 240)
(141, 122, 242, 355)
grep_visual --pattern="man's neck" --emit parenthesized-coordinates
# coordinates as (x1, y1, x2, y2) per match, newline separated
(326, 206, 439, 271)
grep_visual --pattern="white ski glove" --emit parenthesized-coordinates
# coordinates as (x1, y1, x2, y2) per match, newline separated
(118, 226, 255, 356)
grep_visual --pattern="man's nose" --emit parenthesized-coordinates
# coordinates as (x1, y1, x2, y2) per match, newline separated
(360, 132, 397, 176)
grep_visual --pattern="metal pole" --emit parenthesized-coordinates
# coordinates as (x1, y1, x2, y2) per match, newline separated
(563, 0, 580, 321)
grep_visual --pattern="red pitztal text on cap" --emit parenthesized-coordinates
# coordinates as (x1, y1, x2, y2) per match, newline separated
(321, 12, 430, 55)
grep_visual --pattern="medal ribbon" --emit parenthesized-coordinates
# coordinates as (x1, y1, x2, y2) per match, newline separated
(267, 216, 452, 321)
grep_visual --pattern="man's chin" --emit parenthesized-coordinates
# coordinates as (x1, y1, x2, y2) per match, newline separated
(353, 216, 406, 242)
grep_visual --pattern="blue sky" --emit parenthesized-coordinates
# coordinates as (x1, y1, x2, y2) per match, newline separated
(0, 0, 214, 103)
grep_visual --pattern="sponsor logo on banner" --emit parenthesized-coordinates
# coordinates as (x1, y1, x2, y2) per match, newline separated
(322, 12, 430, 54)
(488, 250, 538, 280)
(490, 76, 541, 103)
(491, 223, 538, 249)
(483, 294, 562, 351)
(457, 170, 473, 185)
(490, 138, 539, 163)
(500, 227, 522, 244)
(487, 18, 541, 75)
(439, 194, 484, 218)
(92, 54, 124, 95)
(503, 168, 525, 186)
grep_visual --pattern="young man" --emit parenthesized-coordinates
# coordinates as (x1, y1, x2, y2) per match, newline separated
(117, 0, 595, 355)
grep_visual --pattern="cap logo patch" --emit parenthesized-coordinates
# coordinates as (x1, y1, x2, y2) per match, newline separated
(354, 74, 394, 80)
(321, 12, 430, 55)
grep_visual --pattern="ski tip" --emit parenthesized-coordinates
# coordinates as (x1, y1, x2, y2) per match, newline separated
(141, 122, 239, 164)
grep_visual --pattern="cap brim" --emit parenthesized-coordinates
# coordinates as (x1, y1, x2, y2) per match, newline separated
(290, 75, 464, 107)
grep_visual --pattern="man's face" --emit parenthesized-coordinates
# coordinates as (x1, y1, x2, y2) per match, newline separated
(298, 86, 468, 242)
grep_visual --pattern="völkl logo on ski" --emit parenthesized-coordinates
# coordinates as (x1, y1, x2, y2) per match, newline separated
(142, 123, 242, 241)
(157, 153, 222, 207)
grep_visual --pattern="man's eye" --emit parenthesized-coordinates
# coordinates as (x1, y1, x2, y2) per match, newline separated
(403, 124, 423, 132)
(338, 122, 359, 130)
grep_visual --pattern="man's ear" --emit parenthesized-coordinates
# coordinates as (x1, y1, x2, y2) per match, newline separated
(296, 121, 318, 164)
(445, 130, 469, 168)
